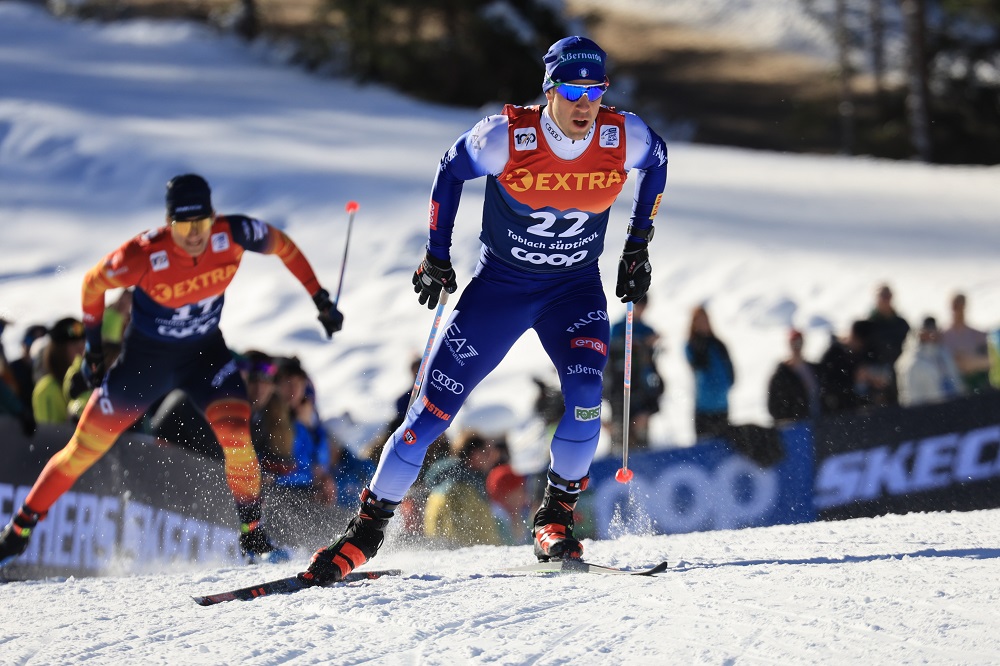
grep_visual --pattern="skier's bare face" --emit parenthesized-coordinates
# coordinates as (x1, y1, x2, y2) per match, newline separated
(169, 215, 214, 257)
(544, 79, 606, 141)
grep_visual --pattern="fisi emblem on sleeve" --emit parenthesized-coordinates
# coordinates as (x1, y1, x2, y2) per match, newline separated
(599, 125, 619, 148)
(150, 250, 169, 272)
(211, 232, 230, 253)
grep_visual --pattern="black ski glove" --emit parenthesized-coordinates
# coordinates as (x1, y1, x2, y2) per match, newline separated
(81, 345, 106, 390)
(616, 240, 652, 303)
(412, 251, 457, 309)
(313, 288, 344, 338)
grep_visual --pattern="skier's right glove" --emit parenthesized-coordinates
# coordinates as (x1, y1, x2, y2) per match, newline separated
(412, 251, 457, 309)
(81, 344, 106, 390)
(312, 288, 344, 338)
(615, 240, 652, 303)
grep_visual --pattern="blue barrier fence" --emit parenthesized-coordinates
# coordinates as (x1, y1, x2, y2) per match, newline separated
(4, 390, 1000, 577)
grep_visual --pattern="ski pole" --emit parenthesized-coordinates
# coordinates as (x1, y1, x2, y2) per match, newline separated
(407, 290, 449, 411)
(615, 301, 635, 483)
(334, 201, 360, 304)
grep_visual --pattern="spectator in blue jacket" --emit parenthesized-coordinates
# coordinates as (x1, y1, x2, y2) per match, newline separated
(273, 358, 335, 505)
(328, 437, 376, 509)
(685, 305, 735, 439)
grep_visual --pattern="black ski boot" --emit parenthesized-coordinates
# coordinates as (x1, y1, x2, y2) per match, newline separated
(532, 473, 587, 562)
(239, 522, 290, 564)
(237, 502, 289, 564)
(0, 507, 42, 566)
(301, 489, 398, 585)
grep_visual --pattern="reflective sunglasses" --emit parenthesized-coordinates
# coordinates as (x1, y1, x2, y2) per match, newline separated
(171, 216, 214, 234)
(547, 77, 610, 102)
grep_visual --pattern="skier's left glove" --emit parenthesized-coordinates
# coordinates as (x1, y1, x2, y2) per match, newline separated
(615, 240, 652, 303)
(412, 251, 457, 309)
(313, 288, 344, 338)
(81, 343, 106, 390)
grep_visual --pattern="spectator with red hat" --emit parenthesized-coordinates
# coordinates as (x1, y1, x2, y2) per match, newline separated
(486, 463, 532, 545)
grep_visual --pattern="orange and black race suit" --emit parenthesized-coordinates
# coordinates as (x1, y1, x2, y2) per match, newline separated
(24, 215, 322, 519)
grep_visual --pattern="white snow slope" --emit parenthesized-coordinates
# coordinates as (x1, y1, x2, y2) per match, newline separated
(2, 3, 1000, 664)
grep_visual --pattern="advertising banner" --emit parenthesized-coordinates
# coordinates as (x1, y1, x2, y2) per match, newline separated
(579, 423, 815, 539)
(814, 392, 1000, 521)
(0, 417, 241, 579)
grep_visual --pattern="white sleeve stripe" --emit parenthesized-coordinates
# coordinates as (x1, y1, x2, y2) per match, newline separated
(465, 114, 511, 176)
(622, 112, 653, 171)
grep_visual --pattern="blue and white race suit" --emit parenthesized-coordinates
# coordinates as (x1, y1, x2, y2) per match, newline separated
(370, 103, 668, 501)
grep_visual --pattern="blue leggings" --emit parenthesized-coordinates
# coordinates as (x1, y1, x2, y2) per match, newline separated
(370, 260, 610, 501)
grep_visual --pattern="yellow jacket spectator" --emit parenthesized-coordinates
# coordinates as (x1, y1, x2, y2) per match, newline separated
(423, 431, 502, 547)
(31, 317, 85, 424)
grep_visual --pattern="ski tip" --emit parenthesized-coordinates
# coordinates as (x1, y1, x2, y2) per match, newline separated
(645, 561, 669, 575)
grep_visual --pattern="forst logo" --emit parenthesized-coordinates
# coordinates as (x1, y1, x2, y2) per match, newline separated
(571, 337, 607, 355)
(575, 405, 601, 421)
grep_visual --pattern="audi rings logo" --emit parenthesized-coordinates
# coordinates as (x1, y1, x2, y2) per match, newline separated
(431, 369, 464, 394)
(512, 247, 588, 267)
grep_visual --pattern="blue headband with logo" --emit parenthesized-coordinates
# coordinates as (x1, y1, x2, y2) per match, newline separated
(542, 36, 607, 92)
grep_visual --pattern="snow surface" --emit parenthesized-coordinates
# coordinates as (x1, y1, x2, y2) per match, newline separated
(2, 3, 1000, 662)
(4, 508, 1000, 664)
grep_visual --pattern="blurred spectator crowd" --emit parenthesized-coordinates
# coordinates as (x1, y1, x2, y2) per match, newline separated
(0, 288, 535, 549)
(2, 282, 997, 548)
